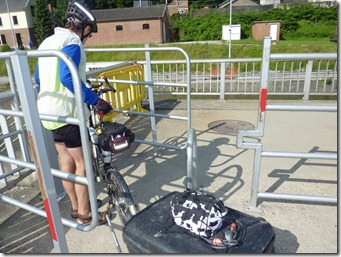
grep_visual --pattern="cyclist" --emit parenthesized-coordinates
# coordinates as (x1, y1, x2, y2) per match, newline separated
(34, 1, 112, 225)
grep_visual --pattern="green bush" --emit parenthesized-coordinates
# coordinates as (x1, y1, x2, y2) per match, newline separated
(1, 44, 11, 52)
(170, 3, 337, 41)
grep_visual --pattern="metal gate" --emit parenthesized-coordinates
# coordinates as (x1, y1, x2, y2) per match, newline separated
(237, 37, 337, 212)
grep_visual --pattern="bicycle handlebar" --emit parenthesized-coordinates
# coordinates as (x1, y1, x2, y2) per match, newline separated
(103, 77, 116, 93)
(86, 78, 116, 96)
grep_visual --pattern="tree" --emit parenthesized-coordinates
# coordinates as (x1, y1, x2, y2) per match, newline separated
(44, 0, 69, 27)
(91, 0, 134, 9)
(34, 0, 54, 45)
(171, 3, 337, 41)
(188, 0, 224, 9)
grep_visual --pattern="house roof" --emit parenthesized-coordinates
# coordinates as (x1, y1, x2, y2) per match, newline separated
(0, 0, 32, 12)
(219, 0, 259, 8)
(92, 4, 168, 22)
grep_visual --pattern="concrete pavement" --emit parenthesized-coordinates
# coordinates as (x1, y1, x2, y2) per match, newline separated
(0, 99, 337, 253)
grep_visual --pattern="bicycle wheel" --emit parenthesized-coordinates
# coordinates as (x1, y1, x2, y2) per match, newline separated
(107, 168, 138, 225)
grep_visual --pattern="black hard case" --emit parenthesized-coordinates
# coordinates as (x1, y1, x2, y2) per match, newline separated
(122, 191, 276, 253)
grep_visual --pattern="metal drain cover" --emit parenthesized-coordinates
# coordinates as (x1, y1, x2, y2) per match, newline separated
(208, 120, 255, 135)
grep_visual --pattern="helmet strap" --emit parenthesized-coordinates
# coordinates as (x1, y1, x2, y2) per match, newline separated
(80, 23, 92, 42)
(80, 23, 86, 42)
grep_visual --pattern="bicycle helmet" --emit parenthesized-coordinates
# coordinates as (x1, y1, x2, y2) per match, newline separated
(65, 1, 97, 33)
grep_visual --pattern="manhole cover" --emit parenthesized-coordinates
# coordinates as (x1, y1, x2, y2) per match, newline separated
(208, 120, 255, 135)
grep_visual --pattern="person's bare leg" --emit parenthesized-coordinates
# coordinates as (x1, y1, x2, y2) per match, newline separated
(67, 146, 90, 217)
(55, 142, 78, 211)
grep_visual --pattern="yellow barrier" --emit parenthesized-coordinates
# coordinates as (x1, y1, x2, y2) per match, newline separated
(96, 63, 148, 121)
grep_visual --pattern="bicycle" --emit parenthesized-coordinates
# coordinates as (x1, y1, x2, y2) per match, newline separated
(87, 77, 139, 227)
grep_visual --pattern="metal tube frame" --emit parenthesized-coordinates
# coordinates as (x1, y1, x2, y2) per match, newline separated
(0, 49, 103, 252)
(237, 37, 337, 212)
(85, 46, 192, 152)
(0, 45, 198, 252)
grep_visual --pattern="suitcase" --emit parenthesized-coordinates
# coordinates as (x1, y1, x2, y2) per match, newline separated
(123, 191, 276, 253)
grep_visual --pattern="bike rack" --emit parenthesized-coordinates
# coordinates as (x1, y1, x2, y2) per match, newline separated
(236, 37, 337, 212)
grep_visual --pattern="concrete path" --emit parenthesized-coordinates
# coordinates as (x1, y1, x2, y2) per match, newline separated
(0, 99, 337, 254)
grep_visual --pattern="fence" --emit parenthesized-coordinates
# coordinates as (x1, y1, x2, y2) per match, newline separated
(0, 46, 197, 252)
(236, 37, 337, 212)
(0, 39, 337, 252)
(87, 54, 337, 100)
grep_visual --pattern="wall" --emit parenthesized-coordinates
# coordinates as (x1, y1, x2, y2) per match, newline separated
(87, 18, 169, 46)
(0, 10, 32, 48)
(252, 22, 280, 41)
(167, 0, 189, 16)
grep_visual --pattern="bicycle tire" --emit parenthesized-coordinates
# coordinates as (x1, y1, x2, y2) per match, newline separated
(107, 168, 138, 225)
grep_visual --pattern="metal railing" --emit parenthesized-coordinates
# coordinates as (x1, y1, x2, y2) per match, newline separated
(0, 39, 337, 252)
(0, 46, 198, 253)
(87, 54, 337, 100)
(86, 45, 193, 154)
(236, 37, 337, 212)
(0, 49, 103, 253)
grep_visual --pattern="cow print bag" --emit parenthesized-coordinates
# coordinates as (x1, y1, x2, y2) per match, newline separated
(170, 189, 228, 238)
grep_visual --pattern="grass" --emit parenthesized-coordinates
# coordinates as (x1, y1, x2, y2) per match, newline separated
(0, 38, 337, 76)
(84, 37, 337, 62)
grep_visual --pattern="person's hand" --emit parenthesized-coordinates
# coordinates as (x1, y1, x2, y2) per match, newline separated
(94, 99, 112, 116)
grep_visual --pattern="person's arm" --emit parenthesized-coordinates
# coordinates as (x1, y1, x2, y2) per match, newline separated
(60, 44, 100, 105)
(34, 64, 40, 86)
(60, 44, 112, 115)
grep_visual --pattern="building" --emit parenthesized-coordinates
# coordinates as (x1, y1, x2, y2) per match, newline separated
(218, 0, 277, 14)
(252, 20, 281, 41)
(167, 0, 188, 16)
(89, 5, 172, 46)
(0, 2, 172, 48)
(0, 0, 35, 49)
(133, 0, 149, 7)
(133, 0, 189, 15)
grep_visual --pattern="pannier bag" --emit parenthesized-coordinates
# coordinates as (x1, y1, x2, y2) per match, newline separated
(170, 188, 228, 238)
(98, 121, 135, 153)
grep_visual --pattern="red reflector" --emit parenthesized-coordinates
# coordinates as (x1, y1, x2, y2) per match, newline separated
(260, 88, 267, 112)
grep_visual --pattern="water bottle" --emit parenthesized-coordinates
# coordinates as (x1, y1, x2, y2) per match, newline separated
(89, 127, 99, 145)
(102, 150, 112, 165)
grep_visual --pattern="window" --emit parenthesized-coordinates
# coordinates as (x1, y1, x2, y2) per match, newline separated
(13, 16, 18, 25)
(1, 34, 7, 45)
(178, 2, 183, 6)
(30, 6, 35, 17)
(0, 18, 2, 26)
(143, 24, 150, 30)
(116, 25, 123, 31)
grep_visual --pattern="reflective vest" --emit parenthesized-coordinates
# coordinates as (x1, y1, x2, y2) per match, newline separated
(36, 27, 90, 130)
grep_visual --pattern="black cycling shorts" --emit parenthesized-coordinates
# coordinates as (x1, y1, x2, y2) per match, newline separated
(52, 124, 90, 148)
